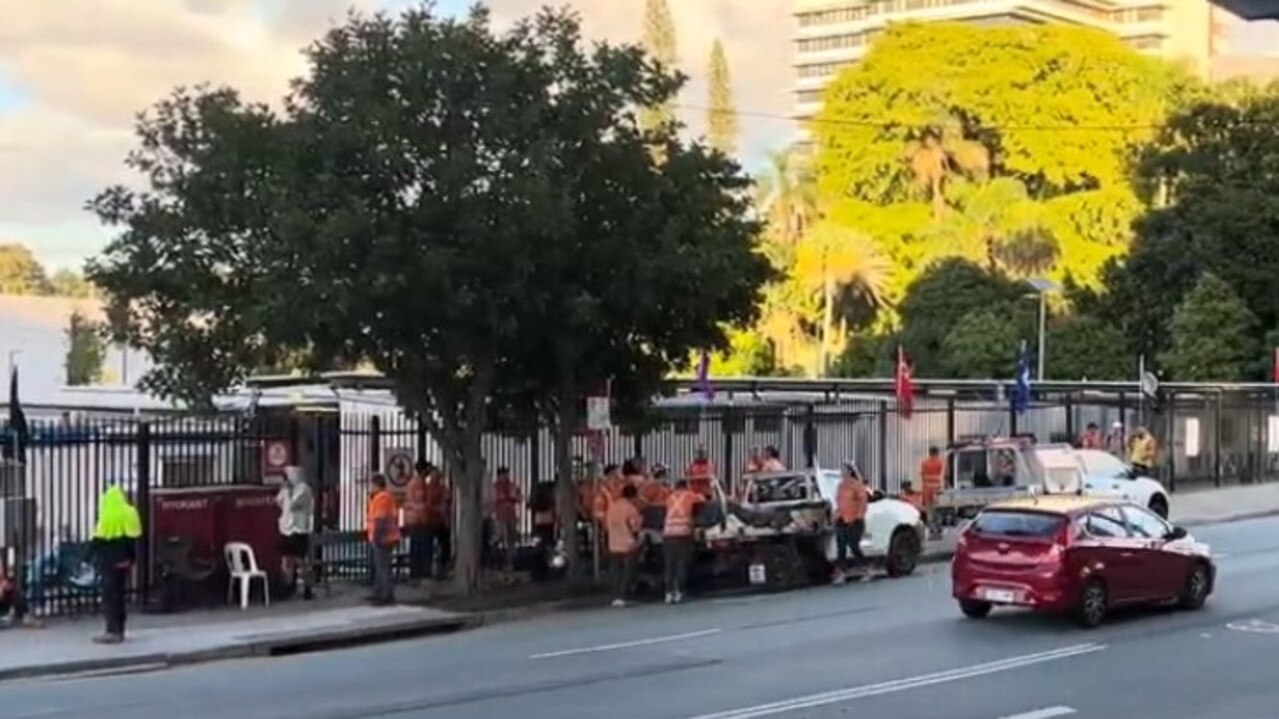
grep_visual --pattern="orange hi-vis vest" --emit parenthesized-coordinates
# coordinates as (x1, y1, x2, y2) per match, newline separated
(919, 456, 944, 505)
(403, 476, 428, 527)
(492, 478, 520, 522)
(366, 490, 402, 546)
(664, 489, 699, 537)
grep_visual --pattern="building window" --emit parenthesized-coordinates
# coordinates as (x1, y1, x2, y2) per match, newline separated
(797, 7, 867, 26)
(1136, 6, 1163, 21)
(795, 89, 825, 105)
(797, 61, 853, 79)
(797, 33, 868, 53)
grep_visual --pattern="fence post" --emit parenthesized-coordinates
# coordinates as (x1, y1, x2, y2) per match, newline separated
(722, 407, 735, 497)
(530, 429, 541, 485)
(416, 417, 428, 464)
(136, 421, 152, 602)
(1064, 394, 1075, 442)
(369, 416, 382, 476)
(803, 404, 817, 469)
(1213, 393, 1222, 488)
(1166, 393, 1177, 493)
(877, 400, 888, 492)
(946, 397, 956, 448)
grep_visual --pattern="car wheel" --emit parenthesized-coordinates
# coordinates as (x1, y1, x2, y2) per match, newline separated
(1149, 495, 1169, 520)
(759, 542, 801, 591)
(885, 528, 920, 578)
(1178, 562, 1211, 610)
(1074, 579, 1108, 629)
(959, 599, 992, 619)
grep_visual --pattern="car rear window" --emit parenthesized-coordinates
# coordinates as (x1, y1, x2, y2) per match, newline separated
(970, 510, 1065, 538)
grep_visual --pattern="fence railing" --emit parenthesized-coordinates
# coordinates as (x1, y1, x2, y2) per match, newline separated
(5, 381, 1279, 616)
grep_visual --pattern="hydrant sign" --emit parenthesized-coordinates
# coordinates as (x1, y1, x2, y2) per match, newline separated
(261, 440, 291, 483)
(586, 396, 611, 431)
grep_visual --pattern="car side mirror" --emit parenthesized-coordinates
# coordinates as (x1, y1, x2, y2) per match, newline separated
(1166, 526, 1188, 541)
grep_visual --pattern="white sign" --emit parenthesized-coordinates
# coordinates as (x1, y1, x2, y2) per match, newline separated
(1184, 417, 1201, 459)
(1269, 415, 1279, 454)
(385, 449, 415, 489)
(586, 396, 611, 431)
(748, 563, 767, 585)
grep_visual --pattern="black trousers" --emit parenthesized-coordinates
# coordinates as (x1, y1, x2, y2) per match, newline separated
(663, 537, 693, 594)
(408, 527, 434, 579)
(610, 551, 637, 600)
(102, 566, 129, 636)
(835, 519, 866, 571)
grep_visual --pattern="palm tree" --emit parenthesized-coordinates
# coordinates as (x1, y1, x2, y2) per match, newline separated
(756, 147, 818, 244)
(905, 121, 990, 219)
(793, 220, 890, 375)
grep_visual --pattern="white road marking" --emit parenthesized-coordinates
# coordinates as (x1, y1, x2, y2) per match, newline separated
(529, 628, 722, 659)
(684, 643, 1106, 719)
(996, 706, 1076, 719)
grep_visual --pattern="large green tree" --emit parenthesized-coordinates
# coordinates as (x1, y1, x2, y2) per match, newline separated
(1160, 273, 1258, 381)
(896, 258, 1028, 375)
(1086, 87, 1279, 367)
(810, 23, 1187, 294)
(65, 310, 106, 386)
(707, 38, 737, 156)
(639, 0, 678, 133)
(0, 244, 51, 295)
(87, 6, 762, 592)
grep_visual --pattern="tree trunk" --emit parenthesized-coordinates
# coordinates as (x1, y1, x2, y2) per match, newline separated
(451, 424, 486, 596)
(820, 268, 834, 376)
(554, 382, 583, 584)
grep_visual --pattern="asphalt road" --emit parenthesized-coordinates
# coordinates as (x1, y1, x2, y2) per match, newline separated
(5, 516, 1279, 719)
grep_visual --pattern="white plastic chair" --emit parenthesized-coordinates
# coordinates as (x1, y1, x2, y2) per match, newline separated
(224, 541, 270, 609)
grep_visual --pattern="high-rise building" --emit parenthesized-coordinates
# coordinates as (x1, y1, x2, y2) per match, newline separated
(793, 0, 1219, 129)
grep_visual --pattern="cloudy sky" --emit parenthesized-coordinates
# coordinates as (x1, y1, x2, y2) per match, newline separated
(0, 0, 1273, 270)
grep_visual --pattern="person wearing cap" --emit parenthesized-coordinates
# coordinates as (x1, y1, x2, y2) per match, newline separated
(834, 463, 870, 585)
(1105, 421, 1126, 457)
(685, 446, 715, 498)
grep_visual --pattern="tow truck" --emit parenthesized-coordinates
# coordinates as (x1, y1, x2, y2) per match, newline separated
(932, 436, 1090, 529)
(636, 467, 925, 592)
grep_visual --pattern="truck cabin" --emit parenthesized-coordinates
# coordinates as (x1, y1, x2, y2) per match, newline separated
(947, 437, 1044, 491)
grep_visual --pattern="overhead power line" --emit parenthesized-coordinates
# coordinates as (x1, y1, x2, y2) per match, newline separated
(676, 102, 1278, 133)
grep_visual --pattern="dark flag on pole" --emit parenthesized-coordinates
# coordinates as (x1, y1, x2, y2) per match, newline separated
(696, 349, 715, 402)
(4, 366, 28, 464)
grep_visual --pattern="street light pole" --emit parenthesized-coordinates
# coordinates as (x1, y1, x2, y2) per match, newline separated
(1037, 291, 1046, 381)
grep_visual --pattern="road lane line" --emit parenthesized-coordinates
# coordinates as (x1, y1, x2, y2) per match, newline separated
(685, 643, 1105, 719)
(996, 707, 1076, 719)
(529, 629, 722, 659)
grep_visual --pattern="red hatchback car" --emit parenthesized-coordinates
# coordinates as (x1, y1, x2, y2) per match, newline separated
(951, 495, 1215, 628)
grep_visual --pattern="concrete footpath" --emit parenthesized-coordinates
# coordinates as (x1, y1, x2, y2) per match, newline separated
(0, 602, 475, 683)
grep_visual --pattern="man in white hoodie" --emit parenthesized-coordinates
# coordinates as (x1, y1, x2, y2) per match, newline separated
(276, 466, 316, 600)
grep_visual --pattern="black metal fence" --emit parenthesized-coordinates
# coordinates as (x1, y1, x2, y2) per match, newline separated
(5, 380, 1279, 616)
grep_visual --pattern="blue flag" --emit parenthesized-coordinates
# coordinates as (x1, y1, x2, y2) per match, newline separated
(1012, 343, 1032, 415)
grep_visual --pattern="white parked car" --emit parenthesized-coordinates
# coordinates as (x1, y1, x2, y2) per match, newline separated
(1073, 448, 1171, 519)
(735, 468, 926, 579)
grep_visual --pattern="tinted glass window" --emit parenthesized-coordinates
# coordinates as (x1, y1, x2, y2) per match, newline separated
(1081, 451, 1130, 479)
(1083, 512, 1130, 538)
(971, 511, 1065, 538)
(1124, 505, 1171, 539)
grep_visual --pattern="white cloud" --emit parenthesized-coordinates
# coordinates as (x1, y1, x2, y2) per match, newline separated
(0, 0, 792, 268)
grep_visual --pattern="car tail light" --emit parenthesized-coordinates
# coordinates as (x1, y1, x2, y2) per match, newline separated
(1044, 522, 1073, 561)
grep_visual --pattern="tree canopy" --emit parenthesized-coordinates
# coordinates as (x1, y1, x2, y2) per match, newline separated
(1081, 84, 1279, 378)
(0, 243, 52, 295)
(87, 6, 767, 590)
(65, 310, 106, 386)
(707, 38, 737, 156)
(1159, 273, 1258, 382)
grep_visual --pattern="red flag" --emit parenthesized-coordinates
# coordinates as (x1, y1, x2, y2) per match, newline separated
(895, 346, 914, 420)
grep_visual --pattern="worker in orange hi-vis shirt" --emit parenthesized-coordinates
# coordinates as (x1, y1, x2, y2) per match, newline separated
(833, 463, 870, 585)
(919, 446, 945, 540)
(685, 447, 715, 498)
(639, 466, 672, 508)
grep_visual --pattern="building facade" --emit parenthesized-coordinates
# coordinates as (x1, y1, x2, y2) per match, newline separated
(793, 0, 1220, 130)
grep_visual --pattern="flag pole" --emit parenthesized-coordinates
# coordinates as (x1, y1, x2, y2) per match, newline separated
(1138, 354, 1146, 428)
